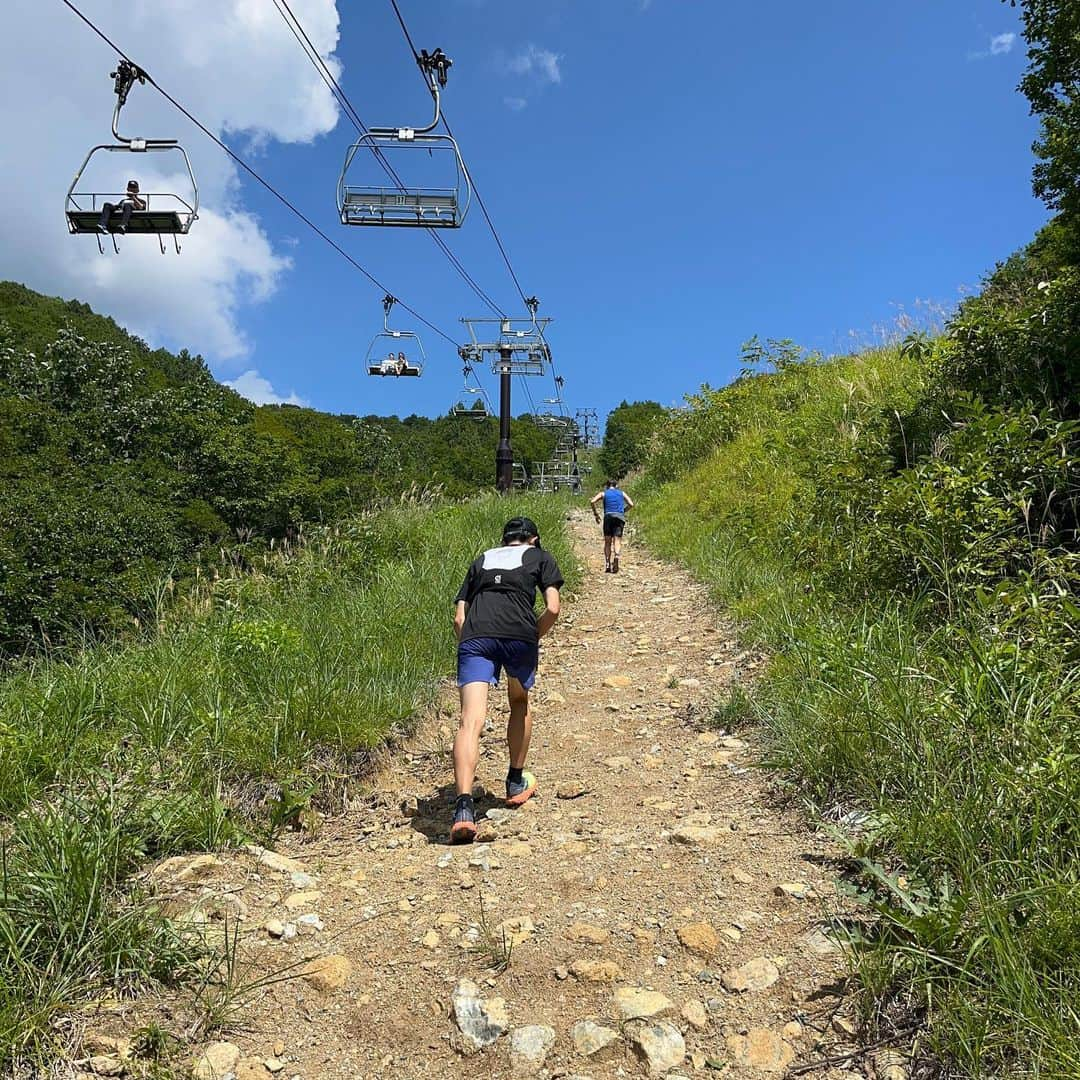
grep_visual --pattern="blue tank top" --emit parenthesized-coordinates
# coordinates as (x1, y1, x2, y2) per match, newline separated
(603, 488, 626, 515)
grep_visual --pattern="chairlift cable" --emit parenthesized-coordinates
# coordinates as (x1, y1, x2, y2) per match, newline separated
(388, 0, 530, 310)
(57, 0, 460, 350)
(272, 0, 505, 318)
(388, 0, 566, 411)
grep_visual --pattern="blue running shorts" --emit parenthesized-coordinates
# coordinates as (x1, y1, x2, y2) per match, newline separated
(457, 637, 539, 689)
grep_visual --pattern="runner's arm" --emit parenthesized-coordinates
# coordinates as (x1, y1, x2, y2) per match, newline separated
(537, 587, 560, 638)
(623, 494, 635, 511)
(453, 600, 468, 641)
(590, 491, 603, 520)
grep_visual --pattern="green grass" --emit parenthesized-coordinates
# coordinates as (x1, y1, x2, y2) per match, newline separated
(637, 346, 1080, 1078)
(0, 492, 579, 1069)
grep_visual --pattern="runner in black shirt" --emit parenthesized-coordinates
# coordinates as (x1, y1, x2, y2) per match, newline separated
(450, 516, 563, 843)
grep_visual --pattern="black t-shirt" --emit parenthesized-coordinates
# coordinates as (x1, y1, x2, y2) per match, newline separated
(455, 544, 564, 643)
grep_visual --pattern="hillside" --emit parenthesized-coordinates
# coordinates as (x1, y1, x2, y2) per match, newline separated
(0, 282, 557, 654)
(628, 232, 1080, 1076)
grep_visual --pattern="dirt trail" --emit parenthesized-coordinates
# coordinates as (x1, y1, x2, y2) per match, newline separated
(127, 512, 864, 1080)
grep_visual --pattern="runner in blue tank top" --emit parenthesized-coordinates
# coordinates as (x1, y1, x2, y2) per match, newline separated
(590, 480, 635, 573)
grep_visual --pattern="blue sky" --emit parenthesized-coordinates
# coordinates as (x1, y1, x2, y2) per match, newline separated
(2, 1, 1047, 427)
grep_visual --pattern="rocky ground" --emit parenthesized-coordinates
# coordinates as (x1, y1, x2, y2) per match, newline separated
(67, 511, 903, 1080)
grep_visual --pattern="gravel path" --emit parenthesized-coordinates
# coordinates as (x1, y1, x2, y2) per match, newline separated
(97, 511, 868, 1080)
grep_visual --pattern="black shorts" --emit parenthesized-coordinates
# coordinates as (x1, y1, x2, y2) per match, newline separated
(603, 514, 625, 538)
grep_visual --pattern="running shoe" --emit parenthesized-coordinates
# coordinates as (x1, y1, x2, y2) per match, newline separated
(506, 770, 537, 807)
(612, 556, 620, 573)
(450, 800, 477, 844)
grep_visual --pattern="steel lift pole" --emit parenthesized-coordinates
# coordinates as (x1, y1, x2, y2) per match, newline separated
(496, 344, 513, 492)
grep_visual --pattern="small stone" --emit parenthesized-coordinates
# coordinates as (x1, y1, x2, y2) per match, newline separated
(295, 913, 324, 933)
(436, 852, 453, 869)
(566, 922, 610, 944)
(554, 964, 569, 980)
(85, 1055, 125, 1077)
(300, 954, 352, 992)
(602, 675, 633, 688)
(485, 807, 511, 823)
(264, 1057, 286, 1073)
(273, 1041, 285, 1057)
(872, 1049, 910, 1080)
(495, 915, 535, 947)
(730, 868, 753, 885)
(435, 911, 461, 927)
(556, 784, 590, 800)
(721, 957, 780, 993)
(805, 927, 843, 956)
(234, 1059, 272, 1080)
(571, 1020, 620, 1058)
(614, 986, 675, 1020)
(603, 756, 633, 770)
(774, 882, 813, 900)
(670, 824, 725, 846)
(422, 929, 441, 949)
(782, 1021, 803, 1039)
(452, 978, 510, 1049)
(174, 854, 226, 883)
(264, 919, 285, 938)
(676, 922, 721, 958)
(509, 1025, 556, 1073)
(832, 1015, 857, 1037)
(193, 1042, 241, 1080)
(725, 1029, 795, 1072)
(570, 958, 622, 982)
(290, 871, 316, 889)
(248, 846, 305, 874)
(475, 824, 499, 844)
(630, 1021, 686, 1075)
(681, 1000, 708, 1029)
(283, 890, 322, 911)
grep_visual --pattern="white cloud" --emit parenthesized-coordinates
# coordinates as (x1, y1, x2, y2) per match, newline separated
(0, 0, 344, 364)
(225, 369, 308, 407)
(969, 30, 1019, 61)
(990, 32, 1017, 55)
(502, 44, 562, 85)
(504, 96, 528, 112)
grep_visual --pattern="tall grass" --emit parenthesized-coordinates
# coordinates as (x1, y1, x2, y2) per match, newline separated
(0, 493, 578, 1069)
(637, 347, 1080, 1077)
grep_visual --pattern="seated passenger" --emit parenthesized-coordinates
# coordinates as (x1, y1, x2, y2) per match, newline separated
(397, 351, 408, 374)
(97, 179, 146, 234)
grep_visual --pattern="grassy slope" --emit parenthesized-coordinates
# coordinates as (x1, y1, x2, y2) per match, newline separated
(0, 493, 578, 1068)
(636, 348, 1080, 1078)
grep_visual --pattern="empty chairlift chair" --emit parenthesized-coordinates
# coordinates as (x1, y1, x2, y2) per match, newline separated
(365, 295, 425, 377)
(66, 62, 199, 254)
(338, 49, 471, 229)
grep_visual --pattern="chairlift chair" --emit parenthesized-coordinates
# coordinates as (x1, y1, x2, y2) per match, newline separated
(365, 295, 425, 377)
(338, 48, 471, 228)
(66, 62, 199, 254)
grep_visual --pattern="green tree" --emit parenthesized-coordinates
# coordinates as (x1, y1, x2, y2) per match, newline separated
(598, 400, 668, 480)
(1009, 0, 1080, 236)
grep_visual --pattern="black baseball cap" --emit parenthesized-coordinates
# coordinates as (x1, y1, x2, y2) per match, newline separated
(502, 516, 541, 548)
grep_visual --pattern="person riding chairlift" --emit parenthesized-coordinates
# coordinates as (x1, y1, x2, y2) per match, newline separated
(397, 351, 408, 375)
(97, 179, 145, 234)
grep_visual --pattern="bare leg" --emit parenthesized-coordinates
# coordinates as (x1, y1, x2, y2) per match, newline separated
(454, 681, 489, 796)
(604, 536, 613, 566)
(614, 535, 622, 559)
(506, 678, 532, 768)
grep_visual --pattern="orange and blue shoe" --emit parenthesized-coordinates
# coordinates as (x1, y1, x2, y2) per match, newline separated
(506, 770, 537, 808)
(450, 797, 477, 844)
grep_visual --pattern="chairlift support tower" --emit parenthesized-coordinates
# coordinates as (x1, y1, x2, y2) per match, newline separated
(459, 298, 552, 492)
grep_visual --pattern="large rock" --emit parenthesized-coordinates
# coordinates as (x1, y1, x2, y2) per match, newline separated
(193, 1042, 241, 1080)
(509, 1025, 556, 1072)
(724, 1029, 794, 1072)
(571, 1020, 620, 1058)
(246, 846, 305, 874)
(300, 954, 352, 992)
(602, 675, 633, 688)
(721, 957, 779, 993)
(452, 978, 509, 1049)
(613, 986, 675, 1021)
(676, 922, 721, 958)
(629, 1022, 686, 1075)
